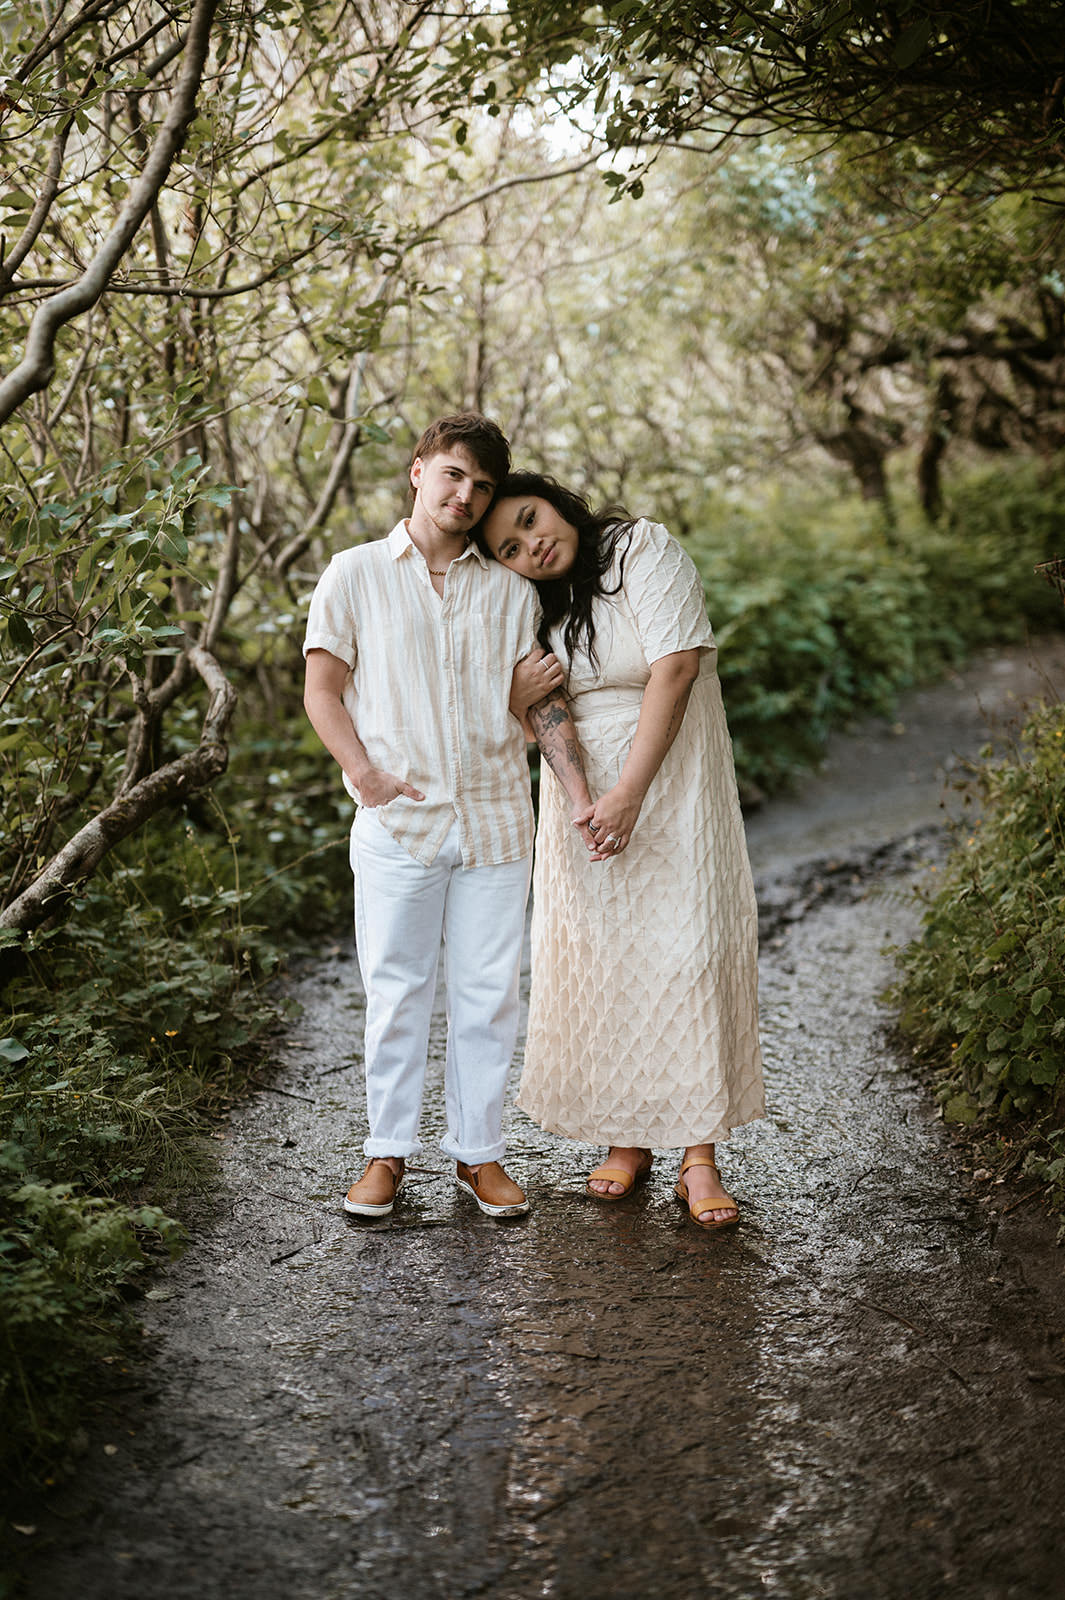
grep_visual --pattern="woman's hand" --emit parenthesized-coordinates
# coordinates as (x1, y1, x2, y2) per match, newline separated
(509, 647, 564, 721)
(574, 783, 644, 858)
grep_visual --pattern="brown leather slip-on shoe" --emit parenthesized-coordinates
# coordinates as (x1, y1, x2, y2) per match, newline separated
(455, 1160, 529, 1217)
(343, 1158, 404, 1217)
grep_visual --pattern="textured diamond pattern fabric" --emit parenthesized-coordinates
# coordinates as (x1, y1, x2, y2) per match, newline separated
(519, 519, 764, 1147)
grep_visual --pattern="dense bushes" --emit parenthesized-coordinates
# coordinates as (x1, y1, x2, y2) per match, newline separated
(0, 811, 298, 1496)
(891, 700, 1065, 1215)
(688, 459, 1065, 795)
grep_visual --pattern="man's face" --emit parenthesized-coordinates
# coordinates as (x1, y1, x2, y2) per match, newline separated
(410, 446, 496, 539)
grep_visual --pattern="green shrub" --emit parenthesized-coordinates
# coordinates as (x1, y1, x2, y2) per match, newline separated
(0, 812, 293, 1493)
(891, 700, 1065, 1191)
(0, 1157, 181, 1486)
(684, 457, 1065, 794)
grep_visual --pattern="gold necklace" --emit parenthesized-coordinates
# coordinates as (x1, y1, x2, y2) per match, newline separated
(428, 566, 449, 576)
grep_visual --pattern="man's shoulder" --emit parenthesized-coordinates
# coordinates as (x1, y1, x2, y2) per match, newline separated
(327, 532, 394, 574)
(475, 558, 535, 606)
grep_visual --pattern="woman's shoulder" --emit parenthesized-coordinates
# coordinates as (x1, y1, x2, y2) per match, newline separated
(613, 517, 696, 582)
(614, 516, 682, 560)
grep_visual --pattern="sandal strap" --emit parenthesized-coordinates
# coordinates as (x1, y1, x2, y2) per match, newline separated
(587, 1166, 637, 1185)
(678, 1157, 719, 1178)
(690, 1194, 737, 1218)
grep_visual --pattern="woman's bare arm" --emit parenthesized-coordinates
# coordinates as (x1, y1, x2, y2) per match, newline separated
(527, 687, 604, 857)
(576, 649, 700, 854)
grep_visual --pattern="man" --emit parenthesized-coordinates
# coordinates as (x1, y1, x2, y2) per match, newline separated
(303, 412, 591, 1219)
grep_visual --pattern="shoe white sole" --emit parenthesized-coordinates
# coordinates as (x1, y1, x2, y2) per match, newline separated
(454, 1173, 529, 1217)
(342, 1174, 404, 1216)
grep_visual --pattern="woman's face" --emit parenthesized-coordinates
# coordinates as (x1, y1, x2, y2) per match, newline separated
(481, 495, 579, 581)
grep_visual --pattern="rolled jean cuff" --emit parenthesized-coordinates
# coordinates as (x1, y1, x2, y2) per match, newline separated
(365, 1136, 422, 1160)
(439, 1136, 506, 1166)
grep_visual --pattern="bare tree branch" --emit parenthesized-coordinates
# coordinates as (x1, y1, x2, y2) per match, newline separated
(19, 0, 131, 81)
(0, 104, 75, 292)
(0, 0, 220, 426)
(1, 646, 237, 934)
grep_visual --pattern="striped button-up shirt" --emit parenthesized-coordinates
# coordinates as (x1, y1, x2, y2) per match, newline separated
(303, 520, 539, 866)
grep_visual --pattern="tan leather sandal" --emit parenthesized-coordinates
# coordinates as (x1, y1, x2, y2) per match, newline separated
(674, 1156, 739, 1229)
(585, 1148, 653, 1201)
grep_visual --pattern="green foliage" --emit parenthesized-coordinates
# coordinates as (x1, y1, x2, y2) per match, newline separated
(891, 699, 1065, 1196)
(505, 0, 1065, 201)
(685, 457, 1065, 795)
(0, 808, 296, 1494)
(0, 460, 231, 909)
(1020, 1128, 1065, 1220)
(0, 1174, 181, 1488)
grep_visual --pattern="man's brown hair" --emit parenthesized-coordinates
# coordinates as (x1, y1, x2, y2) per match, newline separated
(409, 412, 511, 488)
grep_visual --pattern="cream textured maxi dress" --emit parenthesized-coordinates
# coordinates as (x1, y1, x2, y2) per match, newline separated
(519, 518, 764, 1147)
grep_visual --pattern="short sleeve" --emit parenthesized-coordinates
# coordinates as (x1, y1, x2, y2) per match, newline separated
(303, 556, 358, 669)
(618, 519, 713, 664)
(496, 563, 541, 664)
(520, 584, 542, 663)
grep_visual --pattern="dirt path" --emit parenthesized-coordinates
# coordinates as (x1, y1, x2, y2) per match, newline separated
(17, 637, 1065, 1600)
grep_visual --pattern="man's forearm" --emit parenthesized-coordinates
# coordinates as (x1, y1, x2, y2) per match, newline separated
(527, 688, 592, 809)
(304, 683, 374, 788)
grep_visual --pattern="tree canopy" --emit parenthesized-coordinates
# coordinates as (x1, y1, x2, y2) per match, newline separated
(505, 1, 1065, 202)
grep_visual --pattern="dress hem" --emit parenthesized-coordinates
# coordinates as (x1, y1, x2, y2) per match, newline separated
(516, 1100, 765, 1149)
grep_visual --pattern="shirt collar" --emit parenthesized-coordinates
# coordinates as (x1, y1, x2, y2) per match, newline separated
(387, 520, 488, 568)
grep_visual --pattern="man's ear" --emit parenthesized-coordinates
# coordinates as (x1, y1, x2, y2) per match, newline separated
(410, 456, 424, 493)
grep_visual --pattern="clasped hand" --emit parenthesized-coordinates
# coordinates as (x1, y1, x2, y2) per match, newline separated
(573, 784, 642, 861)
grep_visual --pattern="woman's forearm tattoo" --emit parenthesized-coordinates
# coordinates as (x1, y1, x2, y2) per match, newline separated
(528, 690, 588, 796)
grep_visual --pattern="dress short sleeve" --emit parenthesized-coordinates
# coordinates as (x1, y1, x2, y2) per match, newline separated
(617, 518, 713, 664)
(303, 555, 358, 669)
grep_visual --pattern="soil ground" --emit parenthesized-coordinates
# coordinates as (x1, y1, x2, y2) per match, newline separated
(11, 635, 1065, 1600)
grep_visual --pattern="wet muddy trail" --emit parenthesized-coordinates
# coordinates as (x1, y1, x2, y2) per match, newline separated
(20, 640, 1065, 1600)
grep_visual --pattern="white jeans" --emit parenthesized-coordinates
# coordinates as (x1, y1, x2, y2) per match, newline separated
(350, 809, 531, 1165)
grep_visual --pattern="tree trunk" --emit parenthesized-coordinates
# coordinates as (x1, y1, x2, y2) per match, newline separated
(917, 372, 959, 520)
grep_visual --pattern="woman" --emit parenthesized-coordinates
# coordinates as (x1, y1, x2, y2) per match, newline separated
(479, 473, 763, 1229)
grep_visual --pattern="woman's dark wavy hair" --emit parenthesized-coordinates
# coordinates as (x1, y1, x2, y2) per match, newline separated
(475, 471, 636, 672)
